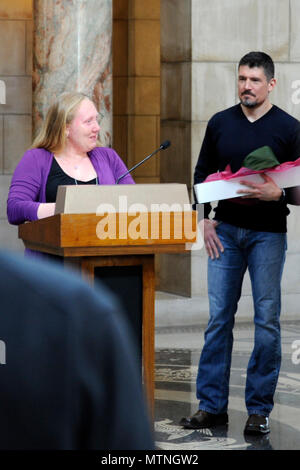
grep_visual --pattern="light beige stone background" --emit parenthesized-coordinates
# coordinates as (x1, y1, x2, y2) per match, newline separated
(0, 0, 32, 252)
(158, 0, 300, 322)
(33, 0, 113, 146)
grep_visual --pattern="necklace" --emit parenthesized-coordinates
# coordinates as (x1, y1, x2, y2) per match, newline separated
(71, 157, 87, 170)
(54, 155, 98, 185)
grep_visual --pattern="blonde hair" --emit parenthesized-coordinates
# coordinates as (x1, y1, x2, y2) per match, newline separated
(31, 92, 100, 152)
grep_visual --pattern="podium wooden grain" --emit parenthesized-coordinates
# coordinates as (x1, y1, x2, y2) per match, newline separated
(19, 212, 197, 415)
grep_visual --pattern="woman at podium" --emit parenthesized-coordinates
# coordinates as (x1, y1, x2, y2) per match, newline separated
(7, 92, 134, 226)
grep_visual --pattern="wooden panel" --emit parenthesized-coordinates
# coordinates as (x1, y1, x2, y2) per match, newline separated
(74, 254, 155, 415)
(19, 211, 197, 249)
(142, 255, 155, 414)
(21, 242, 190, 257)
(18, 214, 61, 246)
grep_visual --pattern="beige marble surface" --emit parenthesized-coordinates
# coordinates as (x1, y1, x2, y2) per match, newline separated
(33, 0, 112, 145)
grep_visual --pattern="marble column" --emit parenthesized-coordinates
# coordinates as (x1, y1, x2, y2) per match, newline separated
(33, 0, 112, 146)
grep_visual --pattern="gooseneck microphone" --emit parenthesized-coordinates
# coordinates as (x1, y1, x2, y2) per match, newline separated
(116, 140, 171, 184)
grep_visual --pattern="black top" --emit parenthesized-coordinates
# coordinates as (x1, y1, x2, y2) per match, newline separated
(46, 157, 98, 203)
(194, 104, 300, 233)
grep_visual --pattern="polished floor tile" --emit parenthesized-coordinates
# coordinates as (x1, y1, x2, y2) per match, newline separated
(154, 320, 300, 450)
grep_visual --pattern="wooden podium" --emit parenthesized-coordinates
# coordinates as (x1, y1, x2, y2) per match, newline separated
(18, 184, 197, 415)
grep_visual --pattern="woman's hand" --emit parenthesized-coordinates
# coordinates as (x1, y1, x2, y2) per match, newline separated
(37, 203, 56, 219)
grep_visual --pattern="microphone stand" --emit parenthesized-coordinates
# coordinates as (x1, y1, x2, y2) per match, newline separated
(116, 141, 171, 184)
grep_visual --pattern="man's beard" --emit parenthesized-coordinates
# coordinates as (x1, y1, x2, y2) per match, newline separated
(240, 98, 258, 108)
(240, 94, 257, 108)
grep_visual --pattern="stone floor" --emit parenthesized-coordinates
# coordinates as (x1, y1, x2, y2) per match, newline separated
(154, 319, 300, 450)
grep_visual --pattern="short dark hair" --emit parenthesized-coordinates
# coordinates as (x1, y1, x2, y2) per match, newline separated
(238, 51, 275, 81)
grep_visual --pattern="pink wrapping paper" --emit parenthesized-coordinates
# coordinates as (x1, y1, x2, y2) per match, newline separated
(204, 157, 300, 183)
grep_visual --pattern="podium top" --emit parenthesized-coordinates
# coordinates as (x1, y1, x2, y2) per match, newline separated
(55, 183, 191, 214)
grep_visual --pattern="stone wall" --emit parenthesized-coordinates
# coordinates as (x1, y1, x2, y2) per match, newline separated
(160, 0, 192, 295)
(113, 0, 161, 184)
(0, 0, 32, 252)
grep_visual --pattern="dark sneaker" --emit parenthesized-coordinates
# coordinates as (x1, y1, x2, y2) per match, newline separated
(244, 414, 270, 435)
(180, 410, 228, 429)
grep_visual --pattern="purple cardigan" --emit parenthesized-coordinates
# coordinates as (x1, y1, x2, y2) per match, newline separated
(7, 147, 134, 225)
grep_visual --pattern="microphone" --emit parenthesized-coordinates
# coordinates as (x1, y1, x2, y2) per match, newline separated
(116, 140, 171, 184)
(159, 140, 171, 150)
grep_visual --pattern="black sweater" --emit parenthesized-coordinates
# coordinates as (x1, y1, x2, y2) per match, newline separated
(194, 104, 300, 232)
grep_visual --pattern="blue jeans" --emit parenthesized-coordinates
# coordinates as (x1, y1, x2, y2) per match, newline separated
(196, 222, 287, 417)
